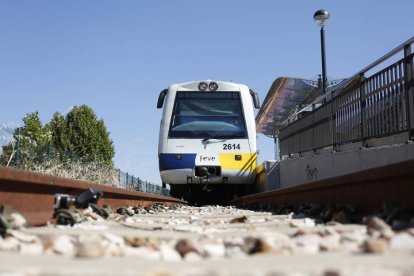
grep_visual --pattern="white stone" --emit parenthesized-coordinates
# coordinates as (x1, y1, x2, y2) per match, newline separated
(0, 237, 20, 251)
(52, 235, 76, 256)
(174, 225, 203, 234)
(183, 251, 203, 261)
(390, 232, 414, 251)
(166, 220, 177, 225)
(320, 232, 341, 251)
(9, 213, 27, 228)
(123, 246, 161, 260)
(289, 218, 315, 228)
(160, 243, 182, 261)
(225, 245, 248, 258)
(73, 222, 108, 231)
(249, 232, 292, 255)
(124, 217, 136, 224)
(76, 235, 105, 258)
(292, 234, 321, 254)
(338, 240, 361, 253)
(203, 241, 226, 258)
(6, 230, 40, 243)
(249, 217, 266, 223)
(104, 242, 123, 257)
(19, 242, 44, 255)
(190, 217, 204, 226)
(364, 216, 394, 239)
(340, 229, 367, 244)
(102, 232, 124, 247)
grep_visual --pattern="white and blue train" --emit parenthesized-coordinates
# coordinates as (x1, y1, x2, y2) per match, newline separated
(157, 80, 260, 201)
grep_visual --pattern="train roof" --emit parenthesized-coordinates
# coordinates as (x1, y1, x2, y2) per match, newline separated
(170, 80, 248, 92)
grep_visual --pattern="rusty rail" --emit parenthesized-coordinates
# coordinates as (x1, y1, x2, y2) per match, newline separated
(0, 166, 185, 225)
(231, 159, 414, 212)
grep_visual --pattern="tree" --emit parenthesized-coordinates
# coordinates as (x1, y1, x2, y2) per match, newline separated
(63, 105, 114, 165)
(2, 111, 51, 167)
(3, 106, 115, 168)
(49, 112, 70, 154)
(20, 111, 45, 146)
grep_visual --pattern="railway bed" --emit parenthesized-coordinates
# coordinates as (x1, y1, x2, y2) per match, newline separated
(1, 163, 414, 275)
(1, 204, 414, 275)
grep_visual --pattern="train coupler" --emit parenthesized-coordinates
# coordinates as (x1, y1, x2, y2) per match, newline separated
(202, 183, 212, 192)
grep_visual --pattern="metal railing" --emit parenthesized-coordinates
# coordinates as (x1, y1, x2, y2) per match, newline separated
(118, 170, 170, 196)
(279, 37, 414, 156)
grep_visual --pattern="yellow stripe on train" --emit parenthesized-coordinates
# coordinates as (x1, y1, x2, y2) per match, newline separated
(218, 153, 257, 171)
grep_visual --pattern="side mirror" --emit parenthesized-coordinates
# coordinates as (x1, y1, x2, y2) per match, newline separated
(249, 89, 260, 109)
(157, 89, 168, 109)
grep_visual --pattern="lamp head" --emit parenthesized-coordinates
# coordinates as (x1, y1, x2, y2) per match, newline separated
(314, 9, 330, 28)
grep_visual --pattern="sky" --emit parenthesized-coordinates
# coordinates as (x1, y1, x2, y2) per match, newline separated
(0, 1, 413, 184)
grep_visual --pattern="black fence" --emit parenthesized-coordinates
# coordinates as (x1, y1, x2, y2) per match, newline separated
(279, 38, 414, 156)
(118, 170, 170, 196)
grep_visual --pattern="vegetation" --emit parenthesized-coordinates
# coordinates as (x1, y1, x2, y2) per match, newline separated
(49, 105, 115, 165)
(2, 111, 50, 167)
(1, 105, 117, 185)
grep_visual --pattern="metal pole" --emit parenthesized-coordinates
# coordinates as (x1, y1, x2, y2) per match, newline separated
(274, 136, 280, 161)
(320, 26, 327, 95)
(404, 44, 414, 139)
(118, 169, 121, 186)
(359, 74, 367, 146)
(126, 172, 129, 189)
(320, 26, 333, 147)
(15, 128, 20, 167)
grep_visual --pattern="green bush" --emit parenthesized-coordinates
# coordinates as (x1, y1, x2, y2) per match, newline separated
(2, 106, 116, 185)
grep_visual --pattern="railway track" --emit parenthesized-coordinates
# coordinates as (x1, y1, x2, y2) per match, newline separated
(0, 166, 184, 225)
(232, 159, 414, 215)
(0, 161, 413, 275)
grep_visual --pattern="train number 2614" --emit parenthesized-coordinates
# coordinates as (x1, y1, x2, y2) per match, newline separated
(223, 144, 241, 150)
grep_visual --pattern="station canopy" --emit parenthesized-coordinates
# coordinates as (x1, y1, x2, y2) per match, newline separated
(256, 77, 346, 137)
(256, 77, 321, 138)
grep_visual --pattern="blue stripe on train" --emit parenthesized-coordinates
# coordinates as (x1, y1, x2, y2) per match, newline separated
(159, 153, 196, 171)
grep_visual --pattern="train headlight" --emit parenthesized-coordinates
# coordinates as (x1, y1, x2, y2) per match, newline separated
(209, 82, 218, 91)
(198, 82, 208, 91)
(174, 154, 182, 160)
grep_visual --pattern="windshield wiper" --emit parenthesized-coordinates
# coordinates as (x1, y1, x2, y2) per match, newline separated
(202, 134, 245, 142)
(202, 137, 215, 142)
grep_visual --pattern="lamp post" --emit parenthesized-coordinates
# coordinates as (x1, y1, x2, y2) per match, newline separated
(313, 9, 330, 95)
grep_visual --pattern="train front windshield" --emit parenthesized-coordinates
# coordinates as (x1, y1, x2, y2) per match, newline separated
(169, 91, 247, 139)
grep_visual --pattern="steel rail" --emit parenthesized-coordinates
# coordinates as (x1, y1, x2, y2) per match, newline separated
(230, 159, 414, 212)
(0, 166, 185, 225)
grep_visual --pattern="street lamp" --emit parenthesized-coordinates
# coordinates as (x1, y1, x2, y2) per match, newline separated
(313, 9, 330, 95)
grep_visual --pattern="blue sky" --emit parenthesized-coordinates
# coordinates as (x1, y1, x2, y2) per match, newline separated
(0, 1, 413, 184)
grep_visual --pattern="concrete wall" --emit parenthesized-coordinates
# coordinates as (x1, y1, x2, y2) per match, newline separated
(279, 143, 414, 188)
(256, 160, 280, 192)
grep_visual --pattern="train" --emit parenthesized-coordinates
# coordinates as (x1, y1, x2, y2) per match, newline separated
(157, 80, 260, 203)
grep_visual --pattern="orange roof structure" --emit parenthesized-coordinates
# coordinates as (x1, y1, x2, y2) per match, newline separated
(256, 77, 319, 137)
